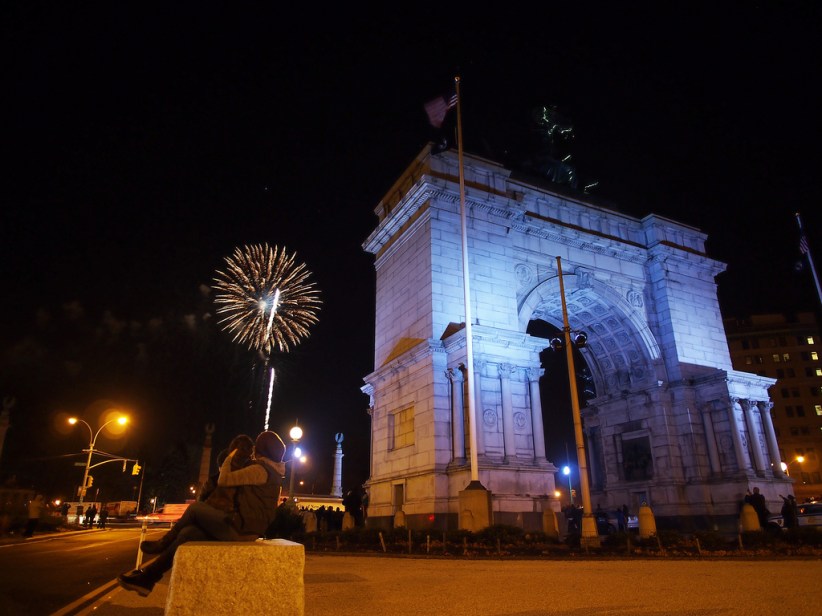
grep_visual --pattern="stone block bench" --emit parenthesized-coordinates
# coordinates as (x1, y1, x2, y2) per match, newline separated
(165, 539, 305, 615)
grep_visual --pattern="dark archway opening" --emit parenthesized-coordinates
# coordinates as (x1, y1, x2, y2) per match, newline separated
(527, 319, 596, 497)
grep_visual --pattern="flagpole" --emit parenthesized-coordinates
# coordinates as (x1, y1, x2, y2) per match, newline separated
(796, 212, 822, 311)
(455, 75, 480, 484)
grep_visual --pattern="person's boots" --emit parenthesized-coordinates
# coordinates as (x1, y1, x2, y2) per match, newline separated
(117, 567, 162, 597)
(140, 527, 179, 554)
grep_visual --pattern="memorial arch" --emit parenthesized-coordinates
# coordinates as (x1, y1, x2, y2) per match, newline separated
(362, 144, 793, 532)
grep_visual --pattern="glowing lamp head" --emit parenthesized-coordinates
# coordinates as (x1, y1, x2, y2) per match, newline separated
(562, 465, 571, 476)
(797, 455, 805, 463)
(293, 446, 302, 459)
(289, 425, 303, 441)
(68, 417, 78, 425)
(117, 416, 128, 425)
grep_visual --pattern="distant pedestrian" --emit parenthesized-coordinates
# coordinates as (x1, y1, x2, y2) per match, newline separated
(23, 494, 46, 538)
(361, 487, 369, 523)
(84, 505, 96, 529)
(98, 508, 109, 529)
(780, 494, 798, 529)
(745, 487, 769, 529)
(60, 502, 70, 524)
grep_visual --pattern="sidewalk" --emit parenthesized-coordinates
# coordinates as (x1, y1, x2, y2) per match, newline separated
(65, 551, 822, 616)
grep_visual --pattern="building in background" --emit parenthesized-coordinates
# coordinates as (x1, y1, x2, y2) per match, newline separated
(724, 312, 822, 501)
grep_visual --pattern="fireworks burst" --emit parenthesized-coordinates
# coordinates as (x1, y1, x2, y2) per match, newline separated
(213, 244, 321, 355)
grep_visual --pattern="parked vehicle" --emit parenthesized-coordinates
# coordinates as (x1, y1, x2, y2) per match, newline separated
(767, 501, 822, 531)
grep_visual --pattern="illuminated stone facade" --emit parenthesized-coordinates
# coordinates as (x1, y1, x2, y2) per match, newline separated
(362, 144, 792, 532)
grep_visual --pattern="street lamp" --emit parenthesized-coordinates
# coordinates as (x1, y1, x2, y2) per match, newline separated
(562, 465, 574, 506)
(68, 414, 128, 505)
(781, 455, 805, 477)
(288, 423, 303, 498)
(553, 256, 598, 545)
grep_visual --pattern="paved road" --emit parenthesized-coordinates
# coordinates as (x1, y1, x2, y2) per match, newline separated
(84, 552, 822, 615)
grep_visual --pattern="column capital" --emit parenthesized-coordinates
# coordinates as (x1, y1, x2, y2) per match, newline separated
(498, 363, 517, 379)
(526, 367, 545, 382)
(446, 367, 465, 382)
(756, 400, 774, 413)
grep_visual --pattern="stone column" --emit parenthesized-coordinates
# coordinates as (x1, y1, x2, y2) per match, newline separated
(728, 398, 750, 472)
(473, 358, 486, 457)
(527, 367, 546, 461)
(758, 401, 785, 476)
(741, 399, 767, 474)
(586, 426, 602, 491)
(446, 367, 466, 461)
(700, 406, 722, 474)
(499, 363, 517, 462)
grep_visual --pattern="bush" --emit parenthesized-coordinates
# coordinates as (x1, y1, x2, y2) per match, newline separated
(693, 530, 732, 551)
(475, 524, 524, 545)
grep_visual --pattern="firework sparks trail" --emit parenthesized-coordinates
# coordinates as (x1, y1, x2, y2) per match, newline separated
(213, 244, 321, 355)
(264, 366, 275, 431)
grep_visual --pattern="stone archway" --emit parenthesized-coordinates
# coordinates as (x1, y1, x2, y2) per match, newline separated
(362, 144, 790, 533)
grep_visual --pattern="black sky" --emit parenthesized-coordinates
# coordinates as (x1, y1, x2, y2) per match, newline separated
(3, 3, 822, 500)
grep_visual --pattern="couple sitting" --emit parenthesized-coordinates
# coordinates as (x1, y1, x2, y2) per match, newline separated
(118, 430, 286, 597)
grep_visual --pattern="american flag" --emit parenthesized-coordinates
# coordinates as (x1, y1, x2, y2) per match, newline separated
(800, 234, 809, 255)
(424, 91, 458, 129)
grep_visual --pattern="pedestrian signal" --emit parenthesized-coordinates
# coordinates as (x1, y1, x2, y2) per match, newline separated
(131, 463, 141, 476)
(86, 476, 94, 487)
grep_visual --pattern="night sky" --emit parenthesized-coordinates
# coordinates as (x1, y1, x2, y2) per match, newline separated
(3, 4, 821, 504)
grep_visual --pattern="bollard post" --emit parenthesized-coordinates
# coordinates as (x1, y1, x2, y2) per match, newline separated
(638, 503, 657, 538)
(407, 529, 412, 554)
(136, 517, 148, 569)
(379, 531, 386, 553)
(426, 535, 430, 554)
(739, 503, 760, 532)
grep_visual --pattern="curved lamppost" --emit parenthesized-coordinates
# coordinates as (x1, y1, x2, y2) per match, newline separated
(553, 256, 598, 545)
(68, 415, 128, 504)
(781, 455, 805, 477)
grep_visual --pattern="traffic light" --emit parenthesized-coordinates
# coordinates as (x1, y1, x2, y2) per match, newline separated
(86, 475, 94, 487)
(131, 463, 141, 476)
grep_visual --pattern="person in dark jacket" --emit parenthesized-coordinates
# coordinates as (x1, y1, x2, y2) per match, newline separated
(198, 434, 254, 512)
(780, 494, 798, 529)
(117, 430, 286, 597)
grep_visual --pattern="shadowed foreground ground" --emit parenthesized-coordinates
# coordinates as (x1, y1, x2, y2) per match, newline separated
(89, 553, 822, 615)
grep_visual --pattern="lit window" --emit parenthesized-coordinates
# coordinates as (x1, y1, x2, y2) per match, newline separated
(783, 353, 791, 362)
(772, 354, 781, 363)
(815, 405, 822, 416)
(807, 336, 815, 345)
(812, 352, 819, 361)
(817, 369, 822, 377)
(391, 406, 415, 449)
(745, 356, 753, 365)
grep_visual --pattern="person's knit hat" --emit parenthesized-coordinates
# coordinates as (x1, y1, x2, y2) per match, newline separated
(255, 430, 286, 462)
